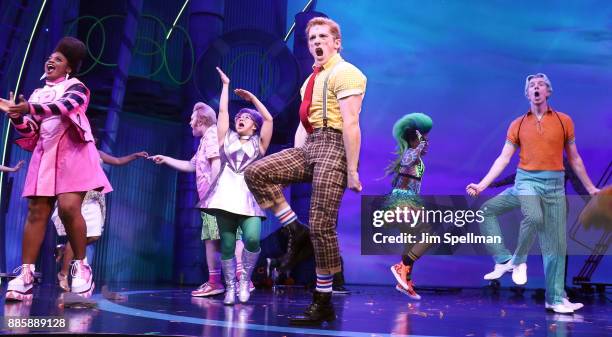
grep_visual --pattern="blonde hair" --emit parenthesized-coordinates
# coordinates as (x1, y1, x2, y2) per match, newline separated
(524, 73, 553, 98)
(193, 102, 216, 126)
(305, 17, 342, 41)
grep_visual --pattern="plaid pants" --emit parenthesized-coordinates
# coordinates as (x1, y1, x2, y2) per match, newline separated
(245, 128, 347, 274)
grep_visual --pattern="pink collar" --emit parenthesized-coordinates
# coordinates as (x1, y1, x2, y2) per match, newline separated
(45, 76, 68, 87)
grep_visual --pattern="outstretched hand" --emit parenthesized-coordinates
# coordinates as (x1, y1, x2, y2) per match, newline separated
(6, 91, 29, 115)
(588, 187, 601, 196)
(466, 183, 485, 197)
(216, 67, 230, 85)
(11, 160, 25, 172)
(580, 185, 612, 231)
(132, 151, 149, 159)
(147, 155, 167, 165)
(234, 88, 255, 102)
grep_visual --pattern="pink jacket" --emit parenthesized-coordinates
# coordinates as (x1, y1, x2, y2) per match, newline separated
(9, 77, 112, 196)
(11, 77, 95, 151)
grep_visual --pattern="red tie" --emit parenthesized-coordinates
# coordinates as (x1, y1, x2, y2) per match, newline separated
(299, 66, 322, 134)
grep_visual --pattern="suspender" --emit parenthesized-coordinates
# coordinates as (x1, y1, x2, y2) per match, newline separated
(554, 111, 567, 141)
(516, 108, 567, 145)
(321, 61, 345, 128)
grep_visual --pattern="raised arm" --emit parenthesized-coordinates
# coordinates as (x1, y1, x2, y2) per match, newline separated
(234, 88, 274, 155)
(466, 143, 516, 196)
(99, 150, 148, 166)
(216, 67, 230, 146)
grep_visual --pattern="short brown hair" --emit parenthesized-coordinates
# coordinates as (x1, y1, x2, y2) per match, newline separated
(305, 17, 341, 41)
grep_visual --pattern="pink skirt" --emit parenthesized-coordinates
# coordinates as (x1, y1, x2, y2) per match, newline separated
(22, 116, 112, 197)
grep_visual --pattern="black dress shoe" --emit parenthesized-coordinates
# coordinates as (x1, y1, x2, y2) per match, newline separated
(289, 291, 335, 326)
(278, 220, 311, 270)
(332, 284, 350, 295)
(331, 269, 350, 294)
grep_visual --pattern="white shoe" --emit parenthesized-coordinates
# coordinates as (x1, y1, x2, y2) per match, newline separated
(511, 263, 527, 285)
(563, 298, 583, 311)
(70, 258, 95, 298)
(6, 264, 35, 301)
(545, 302, 574, 314)
(483, 260, 513, 280)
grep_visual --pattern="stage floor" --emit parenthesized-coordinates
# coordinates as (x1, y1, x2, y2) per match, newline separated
(0, 284, 609, 336)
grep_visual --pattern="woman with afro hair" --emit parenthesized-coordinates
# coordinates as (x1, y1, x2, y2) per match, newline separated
(1, 37, 111, 301)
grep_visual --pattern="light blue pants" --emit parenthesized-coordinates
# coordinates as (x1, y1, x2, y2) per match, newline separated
(479, 169, 566, 305)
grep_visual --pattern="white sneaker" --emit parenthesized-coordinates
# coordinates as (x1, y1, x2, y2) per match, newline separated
(6, 264, 35, 301)
(70, 258, 95, 298)
(484, 260, 513, 280)
(545, 302, 574, 314)
(563, 298, 583, 311)
(511, 263, 527, 285)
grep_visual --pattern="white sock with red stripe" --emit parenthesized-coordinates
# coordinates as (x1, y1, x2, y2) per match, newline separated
(316, 273, 333, 293)
(209, 269, 221, 284)
(236, 262, 245, 276)
(275, 206, 298, 227)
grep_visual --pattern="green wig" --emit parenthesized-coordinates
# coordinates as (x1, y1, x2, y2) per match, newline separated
(392, 112, 433, 154)
(386, 112, 433, 178)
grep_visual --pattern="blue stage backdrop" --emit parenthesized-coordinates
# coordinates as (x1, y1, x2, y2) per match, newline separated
(92, 112, 181, 284)
(287, 0, 612, 287)
(1, 0, 610, 288)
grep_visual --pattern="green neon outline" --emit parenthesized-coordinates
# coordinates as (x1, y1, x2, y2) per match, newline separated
(1, 0, 48, 207)
(66, 15, 108, 76)
(163, 24, 194, 85)
(165, 0, 190, 40)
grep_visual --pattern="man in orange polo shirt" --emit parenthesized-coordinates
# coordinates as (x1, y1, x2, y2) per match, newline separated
(466, 73, 600, 314)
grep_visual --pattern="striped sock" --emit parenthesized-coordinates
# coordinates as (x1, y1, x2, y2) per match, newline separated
(236, 262, 245, 275)
(209, 269, 221, 283)
(402, 252, 418, 267)
(316, 273, 333, 293)
(275, 206, 298, 227)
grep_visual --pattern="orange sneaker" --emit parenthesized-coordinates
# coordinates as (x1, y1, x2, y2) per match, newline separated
(395, 281, 421, 300)
(391, 262, 412, 290)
